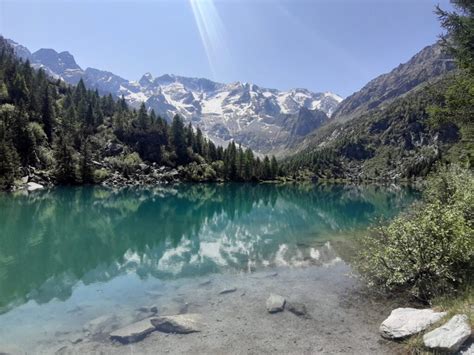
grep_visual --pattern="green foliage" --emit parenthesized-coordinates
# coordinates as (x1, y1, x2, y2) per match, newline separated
(357, 165, 474, 301)
(107, 152, 143, 177)
(54, 134, 78, 184)
(429, 73, 474, 128)
(181, 162, 217, 182)
(0, 36, 278, 189)
(0, 128, 18, 189)
(436, 0, 474, 75)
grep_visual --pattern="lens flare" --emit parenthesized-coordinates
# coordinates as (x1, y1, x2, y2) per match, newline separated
(189, 0, 231, 79)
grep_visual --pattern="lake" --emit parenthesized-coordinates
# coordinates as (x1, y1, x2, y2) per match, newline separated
(0, 183, 417, 353)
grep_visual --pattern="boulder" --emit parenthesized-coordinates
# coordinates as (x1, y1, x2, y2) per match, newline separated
(266, 294, 286, 313)
(110, 318, 156, 344)
(151, 314, 202, 334)
(27, 182, 44, 192)
(423, 314, 471, 352)
(380, 308, 447, 339)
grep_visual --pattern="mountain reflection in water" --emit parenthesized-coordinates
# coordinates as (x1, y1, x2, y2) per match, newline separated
(0, 183, 417, 314)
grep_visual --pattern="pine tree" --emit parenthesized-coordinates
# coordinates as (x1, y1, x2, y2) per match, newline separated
(41, 87, 55, 143)
(243, 148, 254, 181)
(137, 103, 149, 130)
(270, 156, 278, 179)
(80, 138, 94, 184)
(196, 127, 204, 156)
(171, 115, 188, 165)
(0, 126, 17, 189)
(54, 133, 77, 184)
(263, 156, 272, 180)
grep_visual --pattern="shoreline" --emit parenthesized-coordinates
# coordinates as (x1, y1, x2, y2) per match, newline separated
(1, 263, 406, 354)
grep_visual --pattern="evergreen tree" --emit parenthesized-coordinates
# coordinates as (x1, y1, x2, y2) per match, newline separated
(137, 103, 149, 130)
(80, 138, 94, 184)
(54, 133, 77, 184)
(243, 148, 254, 181)
(196, 127, 204, 156)
(270, 156, 278, 179)
(40, 87, 54, 142)
(0, 127, 17, 189)
(171, 115, 188, 165)
(437, 1, 474, 74)
(263, 156, 272, 180)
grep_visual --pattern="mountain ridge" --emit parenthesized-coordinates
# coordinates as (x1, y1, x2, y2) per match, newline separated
(6, 38, 342, 155)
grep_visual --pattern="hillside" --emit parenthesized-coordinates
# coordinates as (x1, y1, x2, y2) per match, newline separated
(283, 41, 471, 180)
(331, 42, 455, 122)
(0, 37, 279, 191)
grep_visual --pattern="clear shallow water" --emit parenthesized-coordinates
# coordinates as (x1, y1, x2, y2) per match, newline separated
(0, 183, 417, 351)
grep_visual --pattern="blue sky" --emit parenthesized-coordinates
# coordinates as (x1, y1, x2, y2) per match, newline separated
(1, 0, 452, 97)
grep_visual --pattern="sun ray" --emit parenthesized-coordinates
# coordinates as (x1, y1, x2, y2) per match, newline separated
(189, 0, 231, 79)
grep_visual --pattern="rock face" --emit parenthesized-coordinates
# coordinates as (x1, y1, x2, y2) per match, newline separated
(379, 308, 447, 339)
(151, 314, 202, 334)
(423, 314, 471, 352)
(27, 182, 44, 192)
(110, 318, 156, 344)
(266, 294, 286, 313)
(332, 42, 455, 122)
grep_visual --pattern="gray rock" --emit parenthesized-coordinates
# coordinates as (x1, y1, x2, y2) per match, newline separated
(287, 302, 310, 318)
(83, 314, 118, 334)
(423, 314, 471, 352)
(219, 287, 237, 295)
(266, 294, 286, 313)
(380, 308, 447, 339)
(137, 305, 158, 314)
(27, 182, 44, 192)
(110, 318, 156, 344)
(151, 314, 202, 334)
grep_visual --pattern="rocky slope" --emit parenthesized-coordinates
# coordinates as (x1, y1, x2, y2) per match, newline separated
(7, 39, 342, 155)
(331, 42, 456, 122)
(285, 42, 460, 180)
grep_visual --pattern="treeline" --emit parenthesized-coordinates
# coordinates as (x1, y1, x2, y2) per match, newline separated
(0, 37, 279, 190)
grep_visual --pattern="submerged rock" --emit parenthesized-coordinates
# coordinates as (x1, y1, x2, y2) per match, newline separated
(110, 318, 156, 344)
(380, 308, 447, 339)
(266, 294, 286, 313)
(219, 287, 237, 295)
(151, 314, 202, 334)
(27, 182, 44, 192)
(83, 314, 118, 335)
(423, 314, 471, 352)
(287, 302, 310, 318)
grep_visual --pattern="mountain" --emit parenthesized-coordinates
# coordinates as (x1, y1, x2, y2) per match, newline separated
(6, 39, 342, 154)
(331, 42, 456, 122)
(285, 42, 460, 180)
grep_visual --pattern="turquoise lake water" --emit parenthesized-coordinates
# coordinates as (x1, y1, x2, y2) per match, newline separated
(0, 183, 417, 351)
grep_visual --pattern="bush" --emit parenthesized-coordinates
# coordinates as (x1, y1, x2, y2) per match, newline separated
(357, 164, 474, 301)
(107, 152, 143, 177)
(181, 162, 217, 182)
(93, 168, 110, 182)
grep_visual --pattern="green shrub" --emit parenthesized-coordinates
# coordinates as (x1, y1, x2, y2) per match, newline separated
(107, 153, 142, 177)
(182, 162, 217, 182)
(357, 164, 474, 301)
(93, 168, 109, 182)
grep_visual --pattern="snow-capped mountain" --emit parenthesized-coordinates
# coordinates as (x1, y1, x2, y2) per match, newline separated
(8, 39, 343, 154)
